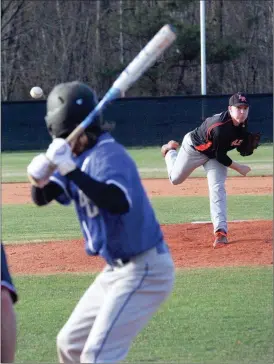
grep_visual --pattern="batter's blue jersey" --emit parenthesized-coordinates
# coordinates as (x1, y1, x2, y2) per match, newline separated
(1, 244, 18, 303)
(50, 133, 164, 264)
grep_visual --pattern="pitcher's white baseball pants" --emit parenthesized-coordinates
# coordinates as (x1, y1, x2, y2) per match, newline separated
(164, 132, 228, 233)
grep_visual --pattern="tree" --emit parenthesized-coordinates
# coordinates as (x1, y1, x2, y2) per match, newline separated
(1, 0, 31, 100)
(1, 0, 273, 100)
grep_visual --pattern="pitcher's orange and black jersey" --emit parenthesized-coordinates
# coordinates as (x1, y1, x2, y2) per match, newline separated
(190, 110, 249, 167)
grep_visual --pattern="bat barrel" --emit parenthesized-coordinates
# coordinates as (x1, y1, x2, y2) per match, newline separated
(113, 24, 176, 93)
(66, 24, 176, 144)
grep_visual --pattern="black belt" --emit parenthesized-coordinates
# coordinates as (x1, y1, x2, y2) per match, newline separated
(112, 243, 169, 267)
(121, 258, 130, 264)
(112, 258, 130, 267)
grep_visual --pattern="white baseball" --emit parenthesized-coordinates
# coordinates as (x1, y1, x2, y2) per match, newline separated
(30, 86, 44, 99)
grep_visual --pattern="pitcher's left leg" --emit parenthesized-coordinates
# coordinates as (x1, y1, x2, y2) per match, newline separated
(163, 133, 208, 185)
(203, 159, 228, 246)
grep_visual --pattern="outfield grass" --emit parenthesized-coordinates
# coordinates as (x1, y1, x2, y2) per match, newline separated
(14, 267, 273, 364)
(2, 195, 272, 242)
(2, 144, 273, 182)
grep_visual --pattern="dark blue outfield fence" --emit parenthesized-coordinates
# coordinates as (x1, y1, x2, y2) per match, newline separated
(2, 93, 273, 151)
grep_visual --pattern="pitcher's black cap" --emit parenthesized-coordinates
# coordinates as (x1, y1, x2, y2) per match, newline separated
(229, 92, 249, 107)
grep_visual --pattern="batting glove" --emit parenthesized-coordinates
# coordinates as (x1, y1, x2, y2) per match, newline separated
(46, 138, 76, 176)
(27, 153, 53, 187)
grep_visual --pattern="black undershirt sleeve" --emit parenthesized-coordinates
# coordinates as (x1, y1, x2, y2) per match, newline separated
(31, 168, 130, 214)
(31, 181, 64, 206)
(211, 128, 232, 167)
(66, 168, 130, 214)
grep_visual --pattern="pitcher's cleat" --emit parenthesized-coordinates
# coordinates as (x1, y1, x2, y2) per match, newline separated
(213, 230, 228, 248)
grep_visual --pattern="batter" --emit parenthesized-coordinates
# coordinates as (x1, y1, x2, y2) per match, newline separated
(27, 81, 175, 363)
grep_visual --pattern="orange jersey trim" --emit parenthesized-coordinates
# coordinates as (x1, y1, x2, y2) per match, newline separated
(195, 118, 232, 152)
(195, 141, 212, 151)
(206, 119, 232, 140)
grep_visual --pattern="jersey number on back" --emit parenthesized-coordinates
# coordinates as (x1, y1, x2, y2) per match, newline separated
(78, 190, 99, 218)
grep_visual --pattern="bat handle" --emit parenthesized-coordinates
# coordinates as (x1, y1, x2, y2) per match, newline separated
(66, 124, 85, 143)
(66, 88, 121, 144)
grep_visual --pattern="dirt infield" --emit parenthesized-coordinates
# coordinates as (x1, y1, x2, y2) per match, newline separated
(6, 221, 272, 275)
(3, 178, 273, 274)
(2, 176, 272, 204)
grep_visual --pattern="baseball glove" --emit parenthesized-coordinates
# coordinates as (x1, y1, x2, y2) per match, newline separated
(237, 132, 261, 157)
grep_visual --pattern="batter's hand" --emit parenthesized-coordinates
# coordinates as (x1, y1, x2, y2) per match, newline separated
(46, 138, 76, 176)
(27, 153, 53, 187)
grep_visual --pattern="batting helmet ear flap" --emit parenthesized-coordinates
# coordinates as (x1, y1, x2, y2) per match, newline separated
(46, 123, 53, 137)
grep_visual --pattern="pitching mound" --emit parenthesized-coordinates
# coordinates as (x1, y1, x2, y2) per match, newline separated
(6, 221, 272, 275)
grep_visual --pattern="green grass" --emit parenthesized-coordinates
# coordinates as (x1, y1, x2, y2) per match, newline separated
(152, 195, 272, 224)
(14, 267, 273, 363)
(2, 144, 273, 182)
(2, 195, 272, 242)
(4, 148, 272, 363)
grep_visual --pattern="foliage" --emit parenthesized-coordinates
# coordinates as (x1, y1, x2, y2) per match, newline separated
(207, 40, 246, 64)
(1, 0, 273, 100)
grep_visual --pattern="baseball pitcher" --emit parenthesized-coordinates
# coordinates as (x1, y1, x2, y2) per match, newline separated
(27, 81, 175, 363)
(161, 92, 260, 248)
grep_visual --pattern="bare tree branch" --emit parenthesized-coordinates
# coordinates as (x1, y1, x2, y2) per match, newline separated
(1, 0, 13, 19)
(1, 0, 25, 32)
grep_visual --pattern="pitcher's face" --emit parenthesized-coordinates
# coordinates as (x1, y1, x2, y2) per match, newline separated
(229, 105, 249, 125)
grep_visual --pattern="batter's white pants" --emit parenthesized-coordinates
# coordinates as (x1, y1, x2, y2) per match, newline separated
(57, 245, 174, 363)
(164, 132, 228, 234)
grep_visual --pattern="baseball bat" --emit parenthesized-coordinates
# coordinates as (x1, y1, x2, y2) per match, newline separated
(66, 24, 176, 143)
(28, 24, 176, 186)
